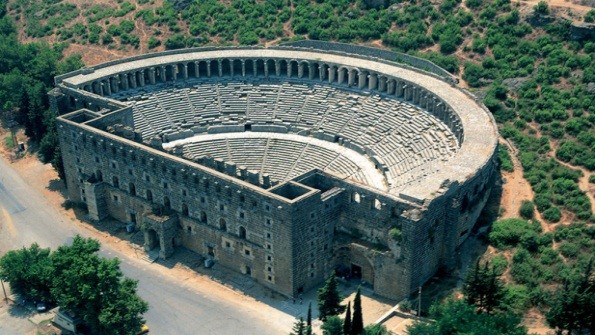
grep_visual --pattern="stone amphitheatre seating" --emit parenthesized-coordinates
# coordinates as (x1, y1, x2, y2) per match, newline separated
(120, 78, 458, 189)
(181, 136, 372, 185)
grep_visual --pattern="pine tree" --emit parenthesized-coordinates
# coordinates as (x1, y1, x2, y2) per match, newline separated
(343, 301, 351, 335)
(463, 260, 504, 314)
(306, 302, 313, 335)
(351, 288, 364, 335)
(318, 272, 345, 321)
(290, 317, 306, 335)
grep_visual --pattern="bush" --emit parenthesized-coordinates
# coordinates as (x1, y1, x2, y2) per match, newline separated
(501, 284, 530, 314)
(491, 254, 508, 275)
(539, 247, 560, 265)
(389, 228, 402, 242)
(589, 175, 595, 184)
(542, 207, 561, 222)
(519, 201, 534, 219)
(558, 242, 579, 258)
(489, 218, 539, 249)
(147, 36, 161, 49)
(498, 145, 514, 172)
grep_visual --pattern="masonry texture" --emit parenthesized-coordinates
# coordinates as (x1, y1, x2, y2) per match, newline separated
(52, 44, 499, 301)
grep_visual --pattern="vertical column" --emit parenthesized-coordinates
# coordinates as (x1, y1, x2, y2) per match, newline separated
(319, 64, 326, 81)
(429, 98, 437, 113)
(378, 75, 387, 92)
(396, 81, 404, 97)
(120, 73, 129, 90)
(92, 82, 99, 95)
(275, 60, 281, 76)
(386, 79, 395, 95)
(171, 65, 177, 81)
(348, 69, 355, 86)
(298, 62, 304, 78)
(229, 60, 235, 77)
(241, 60, 246, 77)
(337, 68, 345, 84)
(160, 66, 167, 82)
(252, 60, 257, 77)
(148, 68, 156, 85)
(110, 77, 118, 93)
(412, 87, 419, 104)
(368, 73, 378, 91)
(264, 60, 269, 77)
(327, 65, 335, 83)
(182, 63, 188, 80)
(103, 80, 111, 96)
(218, 59, 223, 77)
(139, 71, 146, 87)
(206, 60, 212, 78)
(358, 71, 366, 89)
(309, 64, 315, 80)
(129, 72, 137, 89)
(287, 61, 293, 78)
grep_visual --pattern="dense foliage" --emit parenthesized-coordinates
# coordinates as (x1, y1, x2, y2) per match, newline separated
(0, 7, 82, 177)
(0, 237, 148, 335)
(406, 298, 528, 335)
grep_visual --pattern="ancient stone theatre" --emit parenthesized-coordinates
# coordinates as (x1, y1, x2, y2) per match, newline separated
(51, 42, 499, 300)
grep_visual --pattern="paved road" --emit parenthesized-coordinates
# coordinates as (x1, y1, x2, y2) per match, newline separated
(0, 156, 288, 335)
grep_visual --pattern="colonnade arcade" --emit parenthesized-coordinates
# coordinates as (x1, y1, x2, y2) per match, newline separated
(77, 57, 463, 141)
(82, 58, 446, 113)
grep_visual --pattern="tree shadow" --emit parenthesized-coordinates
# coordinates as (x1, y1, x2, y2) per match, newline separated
(47, 178, 67, 195)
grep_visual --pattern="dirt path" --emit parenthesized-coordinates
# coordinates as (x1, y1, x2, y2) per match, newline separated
(498, 139, 553, 231)
(519, 0, 594, 16)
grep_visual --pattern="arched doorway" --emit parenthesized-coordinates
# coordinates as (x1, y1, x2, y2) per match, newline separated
(146, 229, 160, 251)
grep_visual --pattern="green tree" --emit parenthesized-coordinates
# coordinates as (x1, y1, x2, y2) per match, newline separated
(519, 201, 534, 220)
(0, 243, 53, 303)
(306, 302, 313, 335)
(546, 259, 594, 334)
(318, 273, 345, 321)
(322, 315, 344, 335)
(290, 317, 306, 335)
(51, 236, 147, 335)
(343, 301, 351, 335)
(363, 324, 389, 335)
(463, 260, 505, 314)
(407, 298, 528, 335)
(351, 289, 363, 335)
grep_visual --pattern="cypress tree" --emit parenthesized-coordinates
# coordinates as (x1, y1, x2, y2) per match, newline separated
(306, 302, 313, 335)
(318, 272, 345, 321)
(343, 301, 351, 335)
(290, 317, 306, 335)
(351, 288, 363, 335)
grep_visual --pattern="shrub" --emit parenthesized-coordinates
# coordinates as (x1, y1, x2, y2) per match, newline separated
(147, 36, 161, 49)
(501, 284, 530, 314)
(519, 201, 534, 219)
(542, 207, 561, 222)
(539, 247, 560, 265)
(491, 254, 508, 275)
(389, 228, 402, 242)
(589, 175, 595, 184)
(558, 242, 579, 258)
(489, 218, 539, 249)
